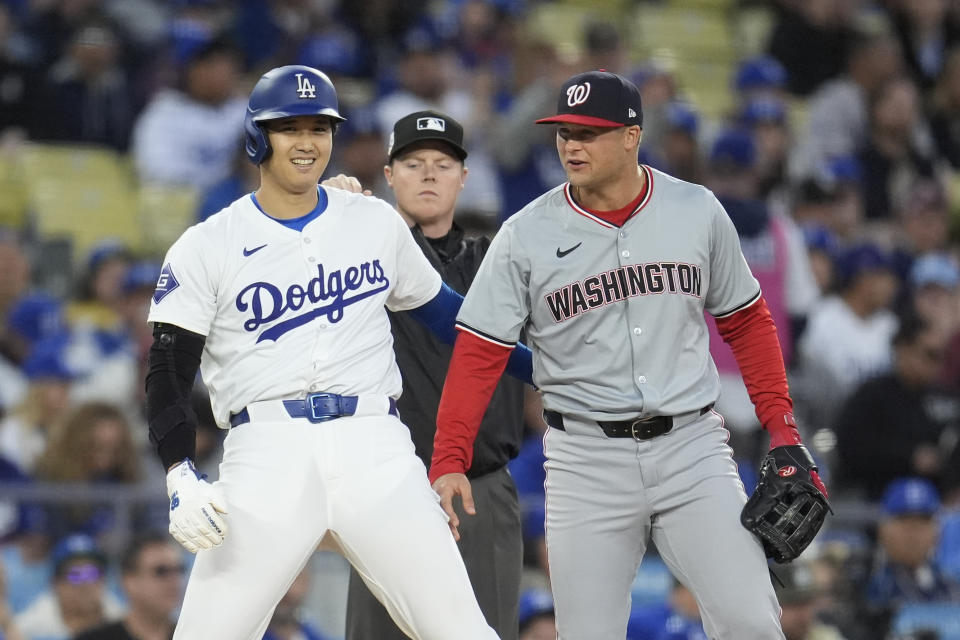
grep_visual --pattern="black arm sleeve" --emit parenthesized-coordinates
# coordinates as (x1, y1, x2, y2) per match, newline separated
(145, 322, 206, 469)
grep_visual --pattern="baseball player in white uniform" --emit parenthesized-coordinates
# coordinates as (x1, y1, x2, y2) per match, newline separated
(429, 71, 829, 639)
(144, 65, 520, 640)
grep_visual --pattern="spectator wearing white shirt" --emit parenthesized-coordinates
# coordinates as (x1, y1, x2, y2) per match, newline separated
(790, 31, 903, 182)
(130, 36, 245, 191)
(796, 243, 899, 427)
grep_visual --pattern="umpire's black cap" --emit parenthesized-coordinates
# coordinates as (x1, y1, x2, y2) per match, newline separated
(387, 110, 467, 161)
(536, 70, 643, 128)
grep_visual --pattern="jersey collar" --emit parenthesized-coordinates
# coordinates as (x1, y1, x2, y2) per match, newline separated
(563, 164, 654, 228)
(249, 185, 328, 232)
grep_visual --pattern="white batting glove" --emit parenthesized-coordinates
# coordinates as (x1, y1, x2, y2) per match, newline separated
(166, 459, 228, 553)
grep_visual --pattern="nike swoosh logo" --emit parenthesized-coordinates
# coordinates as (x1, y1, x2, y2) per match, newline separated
(556, 242, 582, 258)
(243, 244, 267, 257)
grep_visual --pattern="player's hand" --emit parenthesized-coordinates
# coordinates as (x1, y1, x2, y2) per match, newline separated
(321, 173, 372, 196)
(432, 473, 474, 542)
(166, 459, 228, 553)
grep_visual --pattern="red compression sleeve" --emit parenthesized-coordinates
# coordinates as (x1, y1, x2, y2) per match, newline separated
(714, 296, 801, 449)
(429, 329, 512, 482)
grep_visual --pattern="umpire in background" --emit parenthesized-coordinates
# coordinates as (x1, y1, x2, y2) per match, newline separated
(344, 110, 526, 640)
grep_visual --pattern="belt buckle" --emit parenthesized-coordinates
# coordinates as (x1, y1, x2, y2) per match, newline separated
(629, 416, 657, 441)
(307, 393, 341, 422)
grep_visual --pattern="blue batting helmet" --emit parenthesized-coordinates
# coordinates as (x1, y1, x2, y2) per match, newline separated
(244, 65, 346, 165)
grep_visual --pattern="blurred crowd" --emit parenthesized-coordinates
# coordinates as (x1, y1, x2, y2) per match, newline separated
(3, 0, 960, 638)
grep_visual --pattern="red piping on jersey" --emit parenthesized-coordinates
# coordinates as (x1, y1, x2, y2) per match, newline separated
(563, 164, 653, 228)
(456, 322, 515, 349)
(430, 329, 512, 482)
(714, 295, 801, 449)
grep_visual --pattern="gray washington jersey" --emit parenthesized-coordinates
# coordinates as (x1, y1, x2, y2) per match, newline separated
(456, 165, 760, 421)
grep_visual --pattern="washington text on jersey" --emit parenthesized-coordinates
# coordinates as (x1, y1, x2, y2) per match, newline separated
(544, 261, 703, 323)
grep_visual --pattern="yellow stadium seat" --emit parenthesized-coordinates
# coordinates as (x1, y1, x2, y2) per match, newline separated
(0, 153, 28, 229)
(20, 143, 139, 257)
(525, 3, 619, 59)
(947, 170, 960, 220)
(635, 5, 735, 62)
(136, 184, 199, 257)
(734, 6, 775, 58)
(671, 57, 736, 121)
(669, 0, 734, 8)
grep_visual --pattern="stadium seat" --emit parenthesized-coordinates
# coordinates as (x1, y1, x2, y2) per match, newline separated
(733, 6, 775, 58)
(0, 153, 28, 229)
(20, 143, 139, 258)
(635, 5, 735, 62)
(633, 5, 737, 120)
(136, 184, 199, 257)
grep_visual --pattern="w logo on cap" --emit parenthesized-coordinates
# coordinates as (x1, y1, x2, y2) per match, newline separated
(417, 117, 446, 132)
(295, 73, 316, 99)
(566, 82, 592, 107)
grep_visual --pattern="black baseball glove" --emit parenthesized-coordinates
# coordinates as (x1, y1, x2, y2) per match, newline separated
(740, 444, 831, 563)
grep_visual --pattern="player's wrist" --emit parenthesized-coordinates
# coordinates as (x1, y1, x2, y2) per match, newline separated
(428, 460, 467, 484)
(764, 412, 801, 449)
(166, 458, 201, 496)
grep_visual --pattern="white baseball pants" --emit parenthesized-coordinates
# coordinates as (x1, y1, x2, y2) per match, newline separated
(173, 411, 498, 640)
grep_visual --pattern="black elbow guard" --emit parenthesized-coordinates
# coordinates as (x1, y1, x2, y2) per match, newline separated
(146, 323, 206, 467)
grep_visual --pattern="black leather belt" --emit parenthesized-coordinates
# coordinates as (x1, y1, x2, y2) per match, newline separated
(230, 393, 398, 428)
(543, 405, 712, 441)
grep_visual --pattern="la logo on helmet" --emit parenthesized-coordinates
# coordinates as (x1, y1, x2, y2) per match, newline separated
(295, 73, 316, 99)
(566, 82, 591, 107)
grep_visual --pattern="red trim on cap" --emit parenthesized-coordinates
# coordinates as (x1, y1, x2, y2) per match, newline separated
(535, 114, 626, 127)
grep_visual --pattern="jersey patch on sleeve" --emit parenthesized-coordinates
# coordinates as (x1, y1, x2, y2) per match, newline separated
(153, 263, 181, 304)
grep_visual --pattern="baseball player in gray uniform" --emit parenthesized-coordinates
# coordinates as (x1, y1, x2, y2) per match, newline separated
(429, 70, 829, 639)
(143, 65, 528, 640)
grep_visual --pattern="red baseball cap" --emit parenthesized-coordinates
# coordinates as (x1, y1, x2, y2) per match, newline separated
(536, 70, 643, 128)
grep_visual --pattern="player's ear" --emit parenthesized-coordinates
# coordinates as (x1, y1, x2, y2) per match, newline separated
(459, 165, 468, 190)
(384, 163, 393, 187)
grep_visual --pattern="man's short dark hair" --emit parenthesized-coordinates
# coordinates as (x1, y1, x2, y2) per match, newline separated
(120, 531, 174, 574)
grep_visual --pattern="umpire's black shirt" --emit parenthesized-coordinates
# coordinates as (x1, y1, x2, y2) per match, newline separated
(390, 223, 525, 478)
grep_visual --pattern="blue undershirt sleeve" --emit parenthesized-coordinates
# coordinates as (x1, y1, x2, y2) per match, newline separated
(408, 283, 534, 385)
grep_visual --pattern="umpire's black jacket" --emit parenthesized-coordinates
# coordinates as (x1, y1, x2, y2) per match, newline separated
(390, 223, 525, 478)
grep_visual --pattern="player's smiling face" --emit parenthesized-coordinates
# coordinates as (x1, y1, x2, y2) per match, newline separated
(386, 142, 466, 231)
(261, 115, 334, 193)
(556, 124, 640, 189)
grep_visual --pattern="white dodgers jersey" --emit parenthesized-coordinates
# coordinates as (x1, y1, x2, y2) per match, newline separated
(147, 188, 442, 427)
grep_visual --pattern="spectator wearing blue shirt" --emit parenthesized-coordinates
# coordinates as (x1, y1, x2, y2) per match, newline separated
(865, 478, 960, 632)
(262, 567, 333, 640)
(13, 533, 124, 640)
(517, 588, 554, 640)
(0, 339, 76, 474)
(639, 101, 700, 184)
(627, 580, 705, 640)
(937, 507, 960, 584)
(733, 55, 788, 102)
(2, 504, 53, 615)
